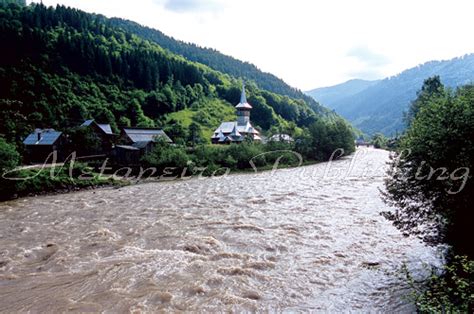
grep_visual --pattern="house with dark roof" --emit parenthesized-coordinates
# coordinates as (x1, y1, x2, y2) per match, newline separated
(211, 82, 261, 144)
(114, 128, 172, 165)
(23, 129, 67, 162)
(80, 120, 116, 154)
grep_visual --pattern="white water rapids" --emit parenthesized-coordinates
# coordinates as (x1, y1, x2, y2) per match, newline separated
(0, 148, 443, 311)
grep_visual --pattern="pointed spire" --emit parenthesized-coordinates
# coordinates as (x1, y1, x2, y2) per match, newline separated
(236, 80, 252, 109)
(218, 129, 225, 140)
(231, 123, 241, 137)
(240, 80, 247, 104)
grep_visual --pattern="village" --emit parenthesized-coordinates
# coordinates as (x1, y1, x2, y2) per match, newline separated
(21, 83, 295, 166)
(1, 1, 472, 312)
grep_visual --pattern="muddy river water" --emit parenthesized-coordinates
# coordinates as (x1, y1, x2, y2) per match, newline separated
(0, 148, 443, 312)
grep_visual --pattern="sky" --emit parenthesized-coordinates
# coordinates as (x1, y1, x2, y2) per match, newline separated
(29, 0, 474, 90)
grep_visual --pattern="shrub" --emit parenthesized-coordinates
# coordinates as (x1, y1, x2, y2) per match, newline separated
(226, 143, 266, 169)
(404, 255, 473, 312)
(0, 137, 20, 173)
(142, 142, 190, 169)
(0, 138, 20, 199)
(306, 118, 355, 161)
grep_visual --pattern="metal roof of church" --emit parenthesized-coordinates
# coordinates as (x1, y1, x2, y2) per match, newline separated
(212, 121, 259, 136)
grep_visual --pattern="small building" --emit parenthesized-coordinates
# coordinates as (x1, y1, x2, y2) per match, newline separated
(269, 134, 294, 143)
(119, 128, 172, 152)
(80, 119, 116, 154)
(23, 129, 66, 163)
(211, 82, 261, 144)
(114, 128, 172, 165)
(355, 137, 370, 147)
(113, 145, 141, 166)
(81, 119, 114, 137)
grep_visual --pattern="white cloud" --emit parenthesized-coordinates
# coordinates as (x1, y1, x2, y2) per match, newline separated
(30, 0, 474, 90)
(159, 0, 225, 13)
(347, 45, 390, 67)
(345, 45, 390, 80)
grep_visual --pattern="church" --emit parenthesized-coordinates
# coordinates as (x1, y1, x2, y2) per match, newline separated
(211, 82, 262, 144)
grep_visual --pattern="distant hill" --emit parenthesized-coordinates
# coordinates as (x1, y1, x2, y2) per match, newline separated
(306, 54, 474, 135)
(107, 18, 328, 115)
(306, 79, 379, 109)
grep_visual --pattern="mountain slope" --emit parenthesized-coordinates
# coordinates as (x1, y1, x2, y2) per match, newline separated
(306, 79, 379, 109)
(0, 3, 325, 147)
(107, 18, 328, 115)
(307, 54, 474, 135)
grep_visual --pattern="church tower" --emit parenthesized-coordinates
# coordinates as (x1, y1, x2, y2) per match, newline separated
(236, 81, 252, 126)
(211, 80, 261, 144)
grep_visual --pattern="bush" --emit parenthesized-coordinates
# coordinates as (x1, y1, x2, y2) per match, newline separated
(0, 138, 20, 199)
(141, 142, 190, 169)
(371, 133, 387, 149)
(2, 162, 118, 200)
(404, 255, 473, 312)
(226, 143, 266, 169)
(0, 137, 20, 173)
(191, 145, 223, 167)
(305, 118, 355, 161)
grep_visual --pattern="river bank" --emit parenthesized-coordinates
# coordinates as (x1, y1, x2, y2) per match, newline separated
(0, 148, 444, 311)
(1, 152, 322, 202)
(0, 162, 128, 201)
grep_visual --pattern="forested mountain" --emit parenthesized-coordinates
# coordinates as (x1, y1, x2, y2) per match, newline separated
(107, 18, 328, 114)
(306, 79, 379, 108)
(0, 2, 326, 149)
(307, 54, 474, 135)
(0, 0, 25, 5)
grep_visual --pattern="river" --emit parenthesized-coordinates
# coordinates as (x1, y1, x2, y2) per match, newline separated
(0, 148, 443, 312)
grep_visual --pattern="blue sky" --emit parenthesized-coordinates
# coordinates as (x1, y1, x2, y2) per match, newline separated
(30, 0, 474, 90)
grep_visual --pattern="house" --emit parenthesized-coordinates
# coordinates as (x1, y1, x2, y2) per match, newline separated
(81, 119, 114, 137)
(114, 127, 172, 165)
(269, 134, 294, 143)
(23, 129, 66, 163)
(119, 128, 172, 153)
(211, 82, 261, 144)
(80, 119, 116, 154)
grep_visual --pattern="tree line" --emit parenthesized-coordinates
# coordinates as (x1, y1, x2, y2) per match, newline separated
(108, 17, 330, 115)
(383, 76, 473, 311)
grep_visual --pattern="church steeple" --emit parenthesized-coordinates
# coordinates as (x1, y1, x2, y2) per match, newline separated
(240, 81, 247, 104)
(236, 80, 252, 125)
(211, 80, 261, 144)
